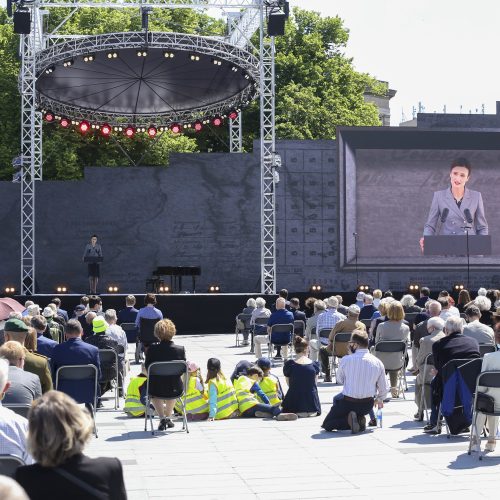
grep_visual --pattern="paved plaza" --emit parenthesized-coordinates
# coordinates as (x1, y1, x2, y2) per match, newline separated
(87, 334, 500, 500)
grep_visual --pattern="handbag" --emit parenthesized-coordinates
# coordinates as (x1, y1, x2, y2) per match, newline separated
(476, 392, 495, 414)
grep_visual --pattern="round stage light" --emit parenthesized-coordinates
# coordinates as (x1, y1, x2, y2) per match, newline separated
(124, 126, 135, 138)
(59, 117, 70, 128)
(79, 120, 90, 133)
(4, 287, 16, 294)
(101, 123, 111, 136)
(83, 54, 95, 63)
(136, 50, 148, 57)
(228, 109, 238, 120)
(170, 123, 181, 134)
(107, 51, 118, 59)
(193, 120, 203, 132)
(147, 126, 157, 137)
(44, 111, 55, 122)
(56, 286, 68, 293)
(63, 59, 74, 68)
(310, 284, 322, 292)
(44, 65, 55, 75)
(163, 51, 174, 58)
(211, 116, 223, 127)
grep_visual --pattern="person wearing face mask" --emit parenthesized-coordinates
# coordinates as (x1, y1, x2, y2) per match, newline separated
(420, 157, 488, 253)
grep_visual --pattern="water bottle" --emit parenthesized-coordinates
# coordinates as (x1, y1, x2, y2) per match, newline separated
(376, 408, 383, 428)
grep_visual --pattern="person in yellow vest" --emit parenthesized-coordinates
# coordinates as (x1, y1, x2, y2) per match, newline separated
(206, 358, 239, 421)
(234, 366, 297, 420)
(175, 361, 209, 421)
(124, 363, 148, 417)
(256, 357, 283, 406)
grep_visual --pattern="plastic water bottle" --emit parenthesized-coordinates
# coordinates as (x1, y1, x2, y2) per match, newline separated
(376, 408, 383, 428)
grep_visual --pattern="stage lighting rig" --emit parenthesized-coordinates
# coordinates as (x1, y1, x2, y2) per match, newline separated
(228, 109, 239, 120)
(147, 126, 157, 137)
(106, 51, 118, 59)
(357, 284, 370, 293)
(59, 117, 70, 128)
(208, 285, 220, 293)
(212, 116, 223, 127)
(101, 123, 111, 136)
(310, 284, 322, 293)
(211, 58, 222, 66)
(453, 283, 465, 291)
(79, 120, 90, 133)
(83, 54, 95, 63)
(43, 111, 55, 122)
(56, 286, 68, 293)
(408, 283, 420, 293)
(63, 59, 74, 68)
(44, 65, 55, 75)
(136, 49, 148, 57)
(163, 51, 175, 58)
(170, 123, 181, 134)
(124, 126, 135, 137)
(189, 54, 200, 62)
(193, 120, 203, 132)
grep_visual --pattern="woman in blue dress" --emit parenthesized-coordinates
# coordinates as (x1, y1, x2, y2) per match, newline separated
(282, 336, 321, 416)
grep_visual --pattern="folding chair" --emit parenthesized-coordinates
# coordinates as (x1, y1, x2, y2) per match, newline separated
(268, 324, 294, 362)
(479, 344, 497, 358)
(373, 341, 407, 398)
(55, 364, 99, 437)
(404, 312, 419, 332)
(360, 319, 372, 336)
(144, 361, 189, 435)
(419, 353, 434, 424)
(0, 455, 25, 477)
(99, 349, 120, 409)
(437, 358, 483, 439)
(468, 370, 500, 460)
(3, 403, 31, 418)
(293, 320, 306, 338)
(121, 322, 139, 344)
(252, 317, 269, 354)
(235, 313, 252, 347)
(330, 332, 352, 381)
(137, 318, 160, 363)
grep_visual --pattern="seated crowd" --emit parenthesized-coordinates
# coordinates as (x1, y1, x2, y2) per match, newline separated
(1, 287, 500, 498)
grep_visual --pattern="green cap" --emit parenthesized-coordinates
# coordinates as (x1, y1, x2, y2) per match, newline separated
(4, 318, 30, 333)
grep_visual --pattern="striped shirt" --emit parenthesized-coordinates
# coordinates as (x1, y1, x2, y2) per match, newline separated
(337, 349, 388, 402)
(316, 309, 346, 344)
(0, 403, 33, 464)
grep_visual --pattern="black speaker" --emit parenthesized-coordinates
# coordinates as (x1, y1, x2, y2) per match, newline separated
(267, 11, 286, 37)
(14, 11, 31, 34)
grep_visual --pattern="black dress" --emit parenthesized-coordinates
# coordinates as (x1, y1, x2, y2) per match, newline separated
(282, 359, 321, 415)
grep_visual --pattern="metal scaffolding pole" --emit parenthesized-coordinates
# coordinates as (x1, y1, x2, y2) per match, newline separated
(259, 7, 276, 294)
(229, 112, 243, 152)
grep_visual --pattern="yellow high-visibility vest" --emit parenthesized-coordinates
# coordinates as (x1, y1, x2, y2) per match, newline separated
(124, 376, 147, 417)
(208, 375, 238, 420)
(175, 376, 209, 415)
(258, 375, 281, 405)
(234, 375, 259, 413)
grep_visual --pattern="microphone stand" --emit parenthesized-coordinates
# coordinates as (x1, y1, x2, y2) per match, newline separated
(461, 224, 472, 289)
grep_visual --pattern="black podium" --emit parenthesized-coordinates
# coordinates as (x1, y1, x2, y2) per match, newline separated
(84, 256, 104, 263)
(423, 235, 491, 256)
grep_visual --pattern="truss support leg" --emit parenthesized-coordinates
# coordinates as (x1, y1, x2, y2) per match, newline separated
(229, 112, 243, 152)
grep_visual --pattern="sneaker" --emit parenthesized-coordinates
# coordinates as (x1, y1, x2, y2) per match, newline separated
(165, 418, 175, 428)
(347, 411, 360, 434)
(358, 415, 366, 432)
(276, 412, 298, 421)
(242, 340, 249, 346)
(368, 418, 377, 427)
(158, 418, 168, 431)
(323, 375, 332, 383)
(391, 388, 399, 399)
(423, 424, 441, 434)
(255, 411, 273, 418)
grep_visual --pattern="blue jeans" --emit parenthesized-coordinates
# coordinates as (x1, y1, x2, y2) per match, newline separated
(241, 403, 280, 418)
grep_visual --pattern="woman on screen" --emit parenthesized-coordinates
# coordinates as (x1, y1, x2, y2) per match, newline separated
(420, 157, 488, 252)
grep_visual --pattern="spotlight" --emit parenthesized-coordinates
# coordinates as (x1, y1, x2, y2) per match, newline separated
(83, 54, 95, 63)
(211, 57, 222, 66)
(124, 126, 135, 138)
(189, 54, 200, 61)
(310, 284, 322, 293)
(158, 285, 170, 293)
(106, 51, 118, 59)
(4, 287, 16, 294)
(44, 111, 55, 122)
(147, 125, 157, 137)
(44, 65, 55, 74)
(243, 72, 250, 80)
(208, 284, 220, 293)
(357, 284, 370, 292)
(163, 51, 174, 58)
(100, 123, 111, 136)
(193, 120, 203, 132)
(56, 286, 68, 293)
(136, 49, 147, 57)
(230, 65, 238, 72)
(408, 283, 420, 293)
(78, 120, 90, 133)
(107, 285, 119, 293)
(211, 116, 223, 127)
(62, 59, 74, 68)
(170, 123, 181, 134)
(228, 109, 238, 120)
(59, 117, 70, 128)
(453, 283, 465, 291)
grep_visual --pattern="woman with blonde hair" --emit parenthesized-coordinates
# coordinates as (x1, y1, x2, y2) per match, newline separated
(15, 391, 126, 499)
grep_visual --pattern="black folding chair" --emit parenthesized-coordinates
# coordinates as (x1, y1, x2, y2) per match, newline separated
(331, 332, 352, 381)
(252, 317, 269, 353)
(235, 313, 252, 347)
(373, 341, 408, 398)
(55, 364, 98, 437)
(3, 403, 31, 418)
(468, 370, 500, 459)
(360, 319, 372, 336)
(404, 312, 420, 332)
(144, 361, 189, 435)
(99, 349, 120, 409)
(268, 324, 294, 362)
(0, 455, 25, 477)
(293, 320, 306, 338)
(479, 344, 497, 358)
(121, 322, 139, 344)
(137, 318, 160, 363)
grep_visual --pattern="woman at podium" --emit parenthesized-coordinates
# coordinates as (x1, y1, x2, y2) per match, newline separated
(420, 158, 488, 252)
(83, 234, 103, 294)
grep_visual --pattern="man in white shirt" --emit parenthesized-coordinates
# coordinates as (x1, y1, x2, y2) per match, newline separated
(105, 309, 128, 353)
(439, 297, 460, 321)
(0, 358, 33, 464)
(322, 330, 388, 433)
(463, 305, 494, 345)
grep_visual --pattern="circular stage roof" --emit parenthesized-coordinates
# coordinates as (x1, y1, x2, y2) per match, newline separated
(35, 32, 259, 126)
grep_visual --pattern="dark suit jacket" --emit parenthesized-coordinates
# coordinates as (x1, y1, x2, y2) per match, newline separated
(359, 305, 377, 320)
(145, 340, 186, 397)
(16, 453, 126, 500)
(432, 332, 480, 375)
(51, 338, 101, 403)
(291, 309, 307, 322)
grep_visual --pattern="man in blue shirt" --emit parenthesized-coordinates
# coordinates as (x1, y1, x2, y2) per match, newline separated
(135, 293, 163, 328)
(31, 316, 58, 359)
(267, 298, 294, 359)
(117, 295, 139, 324)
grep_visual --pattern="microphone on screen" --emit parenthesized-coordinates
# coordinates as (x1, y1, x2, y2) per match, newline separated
(464, 209, 473, 224)
(440, 208, 449, 223)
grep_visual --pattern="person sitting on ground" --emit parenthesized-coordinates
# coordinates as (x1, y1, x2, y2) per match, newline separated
(51, 297, 69, 323)
(30, 315, 57, 359)
(319, 304, 366, 382)
(359, 294, 377, 321)
(104, 309, 128, 355)
(16, 391, 126, 500)
(3, 319, 52, 393)
(174, 361, 209, 421)
(117, 294, 139, 325)
(322, 330, 388, 433)
(250, 297, 271, 336)
(256, 357, 283, 406)
(124, 363, 148, 418)
(234, 366, 296, 420)
(206, 358, 239, 421)
(0, 358, 33, 465)
(282, 336, 321, 417)
(463, 305, 494, 345)
(289, 298, 307, 322)
(401, 294, 422, 314)
(0, 341, 41, 405)
(42, 307, 63, 343)
(372, 301, 410, 398)
(305, 299, 327, 362)
(413, 317, 446, 421)
(144, 318, 185, 431)
(239, 298, 257, 346)
(230, 359, 254, 382)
